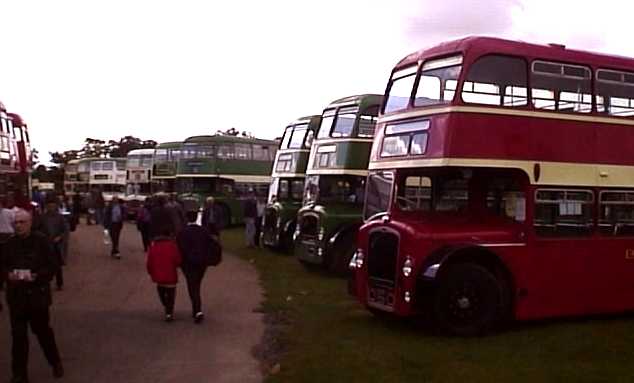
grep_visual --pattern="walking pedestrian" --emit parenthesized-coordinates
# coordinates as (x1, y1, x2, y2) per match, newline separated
(136, 198, 152, 252)
(1, 209, 64, 383)
(39, 198, 69, 291)
(146, 228, 182, 322)
(166, 194, 185, 236)
(0, 198, 15, 293)
(104, 198, 126, 259)
(201, 197, 220, 238)
(243, 190, 257, 247)
(150, 194, 174, 239)
(177, 210, 220, 323)
(94, 188, 106, 225)
(83, 192, 95, 225)
(255, 196, 265, 247)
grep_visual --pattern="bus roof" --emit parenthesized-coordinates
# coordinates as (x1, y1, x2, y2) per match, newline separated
(288, 115, 321, 127)
(7, 113, 26, 127)
(155, 141, 182, 149)
(325, 94, 384, 110)
(127, 148, 154, 156)
(183, 134, 277, 145)
(395, 36, 634, 73)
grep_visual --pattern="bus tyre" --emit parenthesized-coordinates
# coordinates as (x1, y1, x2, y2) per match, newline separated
(433, 263, 505, 336)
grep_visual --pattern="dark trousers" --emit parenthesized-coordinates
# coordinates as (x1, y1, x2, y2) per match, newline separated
(110, 222, 123, 254)
(182, 266, 207, 316)
(10, 305, 61, 377)
(156, 286, 176, 314)
(140, 225, 151, 252)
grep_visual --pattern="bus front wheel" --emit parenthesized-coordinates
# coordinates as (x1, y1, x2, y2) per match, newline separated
(433, 263, 505, 336)
(327, 235, 355, 276)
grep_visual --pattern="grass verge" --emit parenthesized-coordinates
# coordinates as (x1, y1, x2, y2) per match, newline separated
(223, 228, 634, 383)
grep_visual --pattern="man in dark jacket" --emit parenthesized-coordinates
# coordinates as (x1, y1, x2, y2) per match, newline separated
(176, 211, 219, 323)
(39, 199, 69, 290)
(104, 198, 126, 259)
(1, 209, 64, 383)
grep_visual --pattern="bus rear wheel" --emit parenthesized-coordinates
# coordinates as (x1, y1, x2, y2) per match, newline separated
(433, 263, 505, 336)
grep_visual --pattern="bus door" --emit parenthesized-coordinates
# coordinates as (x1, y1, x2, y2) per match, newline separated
(530, 188, 596, 317)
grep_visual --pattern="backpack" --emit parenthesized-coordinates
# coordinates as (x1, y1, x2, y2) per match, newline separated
(206, 236, 222, 266)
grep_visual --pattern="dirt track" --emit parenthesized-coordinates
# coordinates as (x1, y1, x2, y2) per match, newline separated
(0, 222, 264, 383)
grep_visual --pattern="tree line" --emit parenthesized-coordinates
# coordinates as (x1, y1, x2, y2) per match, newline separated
(49, 136, 158, 165)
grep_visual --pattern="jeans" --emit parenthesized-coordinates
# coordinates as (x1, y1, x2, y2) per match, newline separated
(244, 218, 256, 247)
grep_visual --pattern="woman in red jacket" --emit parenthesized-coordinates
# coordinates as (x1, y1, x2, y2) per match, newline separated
(146, 230, 182, 322)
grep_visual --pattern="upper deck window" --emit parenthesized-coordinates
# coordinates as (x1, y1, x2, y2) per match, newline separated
(280, 126, 292, 149)
(102, 162, 114, 171)
(531, 61, 592, 113)
(216, 144, 235, 159)
(384, 66, 417, 114)
(317, 106, 364, 139)
(358, 105, 379, 137)
(331, 107, 357, 138)
(317, 109, 335, 139)
(288, 124, 309, 149)
(414, 55, 463, 107)
(596, 69, 634, 116)
(461, 55, 527, 107)
(253, 145, 272, 161)
(235, 143, 252, 160)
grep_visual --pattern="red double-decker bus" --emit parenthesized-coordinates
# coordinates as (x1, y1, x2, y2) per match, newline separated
(8, 112, 33, 200)
(0, 101, 19, 198)
(351, 36, 634, 335)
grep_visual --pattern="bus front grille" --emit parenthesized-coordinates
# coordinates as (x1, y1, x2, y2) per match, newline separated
(299, 214, 319, 238)
(367, 230, 399, 283)
(263, 208, 278, 229)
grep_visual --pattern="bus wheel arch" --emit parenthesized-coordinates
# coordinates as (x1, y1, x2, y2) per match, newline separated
(426, 246, 514, 335)
(326, 224, 360, 275)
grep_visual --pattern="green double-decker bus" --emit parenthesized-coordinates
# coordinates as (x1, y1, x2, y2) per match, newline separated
(261, 115, 321, 251)
(152, 141, 182, 193)
(294, 94, 382, 274)
(175, 134, 278, 227)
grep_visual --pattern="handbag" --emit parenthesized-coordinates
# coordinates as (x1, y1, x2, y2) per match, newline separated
(206, 236, 222, 266)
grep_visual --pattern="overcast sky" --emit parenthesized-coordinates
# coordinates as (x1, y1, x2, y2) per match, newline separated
(0, 0, 630, 163)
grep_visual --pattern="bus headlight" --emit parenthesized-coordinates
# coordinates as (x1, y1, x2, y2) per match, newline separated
(402, 256, 413, 277)
(277, 217, 282, 228)
(318, 227, 325, 241)
(293, 225, 300, 241)
(352, 249, 364, 269)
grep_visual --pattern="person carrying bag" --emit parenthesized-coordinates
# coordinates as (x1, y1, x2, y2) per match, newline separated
(177, 211, 221, 324)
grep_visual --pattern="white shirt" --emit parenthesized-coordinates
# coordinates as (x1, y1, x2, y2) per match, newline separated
(0, 207, 15, 234)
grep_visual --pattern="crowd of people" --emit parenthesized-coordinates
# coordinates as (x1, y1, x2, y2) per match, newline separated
(0, 188, 229, 383)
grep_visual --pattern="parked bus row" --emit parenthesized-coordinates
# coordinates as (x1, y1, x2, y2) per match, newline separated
(262, 36, 634, 335)
(63, 135, 279, 224)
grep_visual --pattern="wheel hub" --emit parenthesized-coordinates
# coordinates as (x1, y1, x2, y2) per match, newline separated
(457, 296, 471, 309)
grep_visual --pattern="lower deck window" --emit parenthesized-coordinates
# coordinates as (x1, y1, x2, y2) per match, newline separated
(534, 189, 593, 237)
(599, 191, 634, 236)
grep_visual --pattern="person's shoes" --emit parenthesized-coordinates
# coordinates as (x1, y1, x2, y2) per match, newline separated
(194, 312, 204, 324)
(111, 252, 121, 260)
(165, 313, 174, 322)
(52, 362, 64, 379)
(10, 374, 29, 383)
